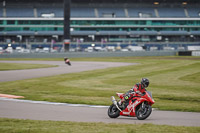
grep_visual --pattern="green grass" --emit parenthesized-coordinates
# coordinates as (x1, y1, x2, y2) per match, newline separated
(0, 118, 200, 133)
(0, 62, 58, 71)
(0, 56, 200, 112)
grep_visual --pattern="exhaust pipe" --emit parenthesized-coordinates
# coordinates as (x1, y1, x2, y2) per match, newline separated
(111, 96, 122, 112)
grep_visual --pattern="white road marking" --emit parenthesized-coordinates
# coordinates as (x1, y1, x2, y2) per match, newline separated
(0, 97, 109, 108)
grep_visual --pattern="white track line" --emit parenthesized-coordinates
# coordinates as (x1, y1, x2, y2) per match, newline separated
(0, 97, 108, 108)
(0, 97, 158, 110)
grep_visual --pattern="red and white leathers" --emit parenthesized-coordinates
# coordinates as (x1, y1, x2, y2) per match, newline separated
(120, 83, 147, 104)
(133, 83, 146, 94)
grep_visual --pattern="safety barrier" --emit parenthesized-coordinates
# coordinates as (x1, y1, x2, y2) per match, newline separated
(0, 51, 177, 58)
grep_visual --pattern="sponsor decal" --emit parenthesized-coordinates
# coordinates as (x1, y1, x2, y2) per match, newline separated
(124, 100, 141, 114)
(122, 112, 130, 115)
(132, 101, 141, 112)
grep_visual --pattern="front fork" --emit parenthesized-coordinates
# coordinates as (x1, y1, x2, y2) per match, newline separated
(141, 102, 145, 109)
(139, 102, 148, 113)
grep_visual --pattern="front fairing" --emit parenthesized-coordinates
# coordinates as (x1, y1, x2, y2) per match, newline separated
(143, 91, 155, 105)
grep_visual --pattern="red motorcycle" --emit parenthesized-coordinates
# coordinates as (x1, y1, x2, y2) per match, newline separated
(108, 89, 155, 120)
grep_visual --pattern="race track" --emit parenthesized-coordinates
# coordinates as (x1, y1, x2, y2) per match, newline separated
(0, 99, 200, 127)
(0, 60, 200, 127)
(0, 61, 136, 82)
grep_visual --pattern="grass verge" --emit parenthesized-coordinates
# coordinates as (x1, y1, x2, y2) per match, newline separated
(0, 56, 200, 112)
(0, 118, 200, 133)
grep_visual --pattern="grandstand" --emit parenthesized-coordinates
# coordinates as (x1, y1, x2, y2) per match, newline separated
(0, 0, 200, 52)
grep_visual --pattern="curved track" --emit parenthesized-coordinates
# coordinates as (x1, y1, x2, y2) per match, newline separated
(0, 61, 136, 82)
(0, 61, 200, 127)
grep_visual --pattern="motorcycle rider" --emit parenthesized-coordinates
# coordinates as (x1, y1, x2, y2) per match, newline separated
(64, 57, 71, 66)
(120, 78, 150, 105)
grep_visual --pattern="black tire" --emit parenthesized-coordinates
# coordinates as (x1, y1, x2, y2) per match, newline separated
(68, 62, 71, 66)
(108, 104, 120, 118)
(136, 103, 152, 120)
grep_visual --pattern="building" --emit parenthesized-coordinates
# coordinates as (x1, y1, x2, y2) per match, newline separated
(0, 0, 200, 50)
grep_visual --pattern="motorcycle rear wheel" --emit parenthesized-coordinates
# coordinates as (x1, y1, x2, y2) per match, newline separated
(136, 104, 152, 120)
(108, 104, 120, 118)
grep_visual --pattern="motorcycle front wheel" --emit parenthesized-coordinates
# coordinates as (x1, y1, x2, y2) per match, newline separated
(136, 103, 152, 120)
(108, 104, 120, 118)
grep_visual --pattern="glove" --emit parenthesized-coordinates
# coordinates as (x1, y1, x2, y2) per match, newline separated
(124, 95, 129, 100)
(124, 93, 131, 100)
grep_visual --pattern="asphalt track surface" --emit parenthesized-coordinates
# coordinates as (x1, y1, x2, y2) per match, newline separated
(0, 61, 136, 82)
(0, 61, 200, 127)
